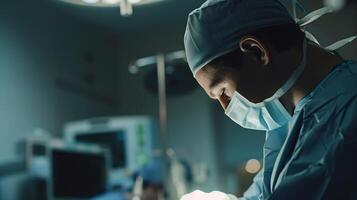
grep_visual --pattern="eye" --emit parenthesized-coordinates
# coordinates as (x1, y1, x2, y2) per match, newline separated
(217, 89, 231, 110)
(222, 89, 231, 99)
(221, 90, 230, 101)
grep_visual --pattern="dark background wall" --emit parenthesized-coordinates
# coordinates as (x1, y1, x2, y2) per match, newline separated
(0, 1, 119, 198)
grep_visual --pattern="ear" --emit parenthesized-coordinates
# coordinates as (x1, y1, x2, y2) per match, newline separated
(239, 36, 270, 66)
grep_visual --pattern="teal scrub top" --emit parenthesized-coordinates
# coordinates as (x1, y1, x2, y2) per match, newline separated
(239, 60, 357, 200)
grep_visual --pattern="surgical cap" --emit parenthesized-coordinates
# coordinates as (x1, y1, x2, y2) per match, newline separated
(184, 0, 295, 76)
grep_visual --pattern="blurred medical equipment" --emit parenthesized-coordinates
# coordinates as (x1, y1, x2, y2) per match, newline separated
(129, 51, 196, 96)
(0, 159, 27, 200)
(24, 133, 112, 200)
(64, 116, 153, 188)
(63, 115, 195, 200)
(142, 149, 194, 200)
(166, 149, 188, 198)
(140, 60, 196, 97)
(129, 50, 196, 200)
(0, 129, 53, 200)
(132, 176, 144, 200)
(132, 157, 165, 200)
(22, 128, 152, 200)
(0, 160, 26, 177)
(48, 141, 110, 199)
(25, 129, 52, 178)
(191, 163, 209, 184)
(0, 130, 50, 178)
(57, 0, 173, 16)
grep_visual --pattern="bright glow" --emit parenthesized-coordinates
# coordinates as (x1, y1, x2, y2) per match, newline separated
(323, 0, 347, 11)
(128, 0, 142, 4)
(181, 191, 233, 200)
(245, 159, 261, 174)
(82, 0, 99, 3)
(102, 0, 120, 4)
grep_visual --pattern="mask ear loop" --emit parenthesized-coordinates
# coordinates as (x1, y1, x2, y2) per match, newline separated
(304, 31, 321, 46)
(291, 0, 306, 21)
(325, 36, 357, 51)
(298, 7, 334, 26)
(291, 0, 322, 46)
(292, 0, 298, 21)
(294, 1, 357, 51)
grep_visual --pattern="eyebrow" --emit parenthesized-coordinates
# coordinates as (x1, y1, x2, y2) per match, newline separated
(209, 75, 223, 89)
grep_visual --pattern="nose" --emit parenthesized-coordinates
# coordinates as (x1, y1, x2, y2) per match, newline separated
(218, 93, 231, 110)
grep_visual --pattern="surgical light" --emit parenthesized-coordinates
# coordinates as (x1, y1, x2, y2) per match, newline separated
(82, 0, 99, 3)
(128, 0, 142, 3)
(58, 0, 166, 16)
(102, 0, 120, 4)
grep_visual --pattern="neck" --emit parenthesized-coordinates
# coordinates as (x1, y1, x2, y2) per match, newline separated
(280, 43, 343, 114)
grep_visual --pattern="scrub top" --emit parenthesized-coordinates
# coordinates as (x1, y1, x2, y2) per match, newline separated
(239, 60, 357, 200)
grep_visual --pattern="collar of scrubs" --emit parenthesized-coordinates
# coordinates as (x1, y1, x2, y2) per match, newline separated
(294, 60, 357, 114)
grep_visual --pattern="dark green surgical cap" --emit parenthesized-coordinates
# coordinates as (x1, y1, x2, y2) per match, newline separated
(184, 0, 295, 77)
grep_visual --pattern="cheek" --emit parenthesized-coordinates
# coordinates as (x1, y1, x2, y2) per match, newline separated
(232, 67, 274, 103)
(237, 77, 274, 103)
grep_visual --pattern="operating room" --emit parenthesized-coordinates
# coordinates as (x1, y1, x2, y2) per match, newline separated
(0, 0, 356, 200)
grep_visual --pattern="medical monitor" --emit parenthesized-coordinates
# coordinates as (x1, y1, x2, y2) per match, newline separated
(75, 130, 127, 168)
(50, 145, 109, 199)
(64, 116, 154, 187)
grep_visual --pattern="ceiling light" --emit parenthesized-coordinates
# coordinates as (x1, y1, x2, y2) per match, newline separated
(58, 0, 166, 16)
(128, 0, 142, 4)
(82, 0, 99, 3)
(323, 0, 347, 11)
(102, 0, 120, 4)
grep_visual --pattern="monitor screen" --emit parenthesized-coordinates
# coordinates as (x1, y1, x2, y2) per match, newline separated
(75, 131, 127, 168)
(51, 149, 107, 198)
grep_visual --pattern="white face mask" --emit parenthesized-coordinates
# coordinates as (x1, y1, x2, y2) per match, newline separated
(224, 40, 307, 131)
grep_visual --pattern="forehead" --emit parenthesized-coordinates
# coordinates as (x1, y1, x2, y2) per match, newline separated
(195, 64, 215, 83)
(195, 64, 223, 90)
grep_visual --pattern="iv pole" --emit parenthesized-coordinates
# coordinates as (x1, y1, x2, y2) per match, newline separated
(129, 50, 186, 200)
(156, 53, 170, 198)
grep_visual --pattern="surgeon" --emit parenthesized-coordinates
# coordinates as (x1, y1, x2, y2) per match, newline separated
(181, 0, 357, 199)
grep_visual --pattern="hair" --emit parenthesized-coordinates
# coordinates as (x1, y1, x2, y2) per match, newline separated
(211, 23, 305, 69)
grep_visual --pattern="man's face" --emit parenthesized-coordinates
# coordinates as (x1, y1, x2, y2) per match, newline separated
(195, 62, 275, 110)
(195, 37, 280, 110)
(196, 39, 279, 109)
(195, 64, 238, 110)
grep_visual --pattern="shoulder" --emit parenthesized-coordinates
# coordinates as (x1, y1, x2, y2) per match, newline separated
(301, 59, 357, 124)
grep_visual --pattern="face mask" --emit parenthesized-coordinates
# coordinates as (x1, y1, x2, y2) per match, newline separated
(224, 40, 307, 131)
